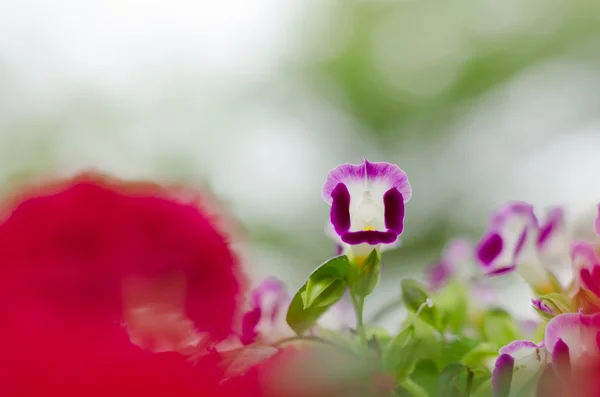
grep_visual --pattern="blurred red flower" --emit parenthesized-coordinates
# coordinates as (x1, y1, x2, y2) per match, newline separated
(0, 172, 246, 341)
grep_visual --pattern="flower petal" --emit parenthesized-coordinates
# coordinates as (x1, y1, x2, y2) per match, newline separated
(499, 340, 539, 357)
(545, 313, 600, 366)
(322, 158, 411, 205)
(492, 354, 514, 397)
(531, 299, 553, 314)
(330, 183, 352, 235)
(537, 207, 565, 248)
(341, 230, 397, 245)
(241, 307, 261, 345)
(383, 188, 405, 234)
(552, 338, 571, 380)
(571, 241, 600, 295)
(477, 232, 504, 267)
(496, 340, 549, 397)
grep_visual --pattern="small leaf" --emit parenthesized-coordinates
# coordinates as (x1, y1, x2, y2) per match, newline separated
(472, 378, 493, 397)
(396, 340, 423, 380)
(286, 256, 350, 334)
(461, 343, 498, 367)
(304, 278, 346, 309)
(401, 279, 438, 328)
(409, 359, 440, 396)
(348, 249, 381, 297)
(382, 325, 414, 372)
(434, 280, 469, 333)
(480, 308, 523, 348)
(287, 285, 335, 335)
(438, 337, 479, 368)
(437, 363, 467, 397)
(539, 292, 574, 315)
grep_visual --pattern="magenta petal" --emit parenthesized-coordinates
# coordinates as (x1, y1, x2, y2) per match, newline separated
(476, 232, 504, 267)
(322, 158, 411, 204)
(240, 307, 261, 345)
(492, 354, 514, 397)
(490, 201, 538, 230)
(499, 340, 539, 355)
(580, 268, 600, 297)
(341, 230, 397, 245)
(513, 228, 528, 259)
(552, 338, 571, 380)
(532, 299, 553, 314)
(537, 207, 564, 248)
(486, 265, 516, 276)
(383, 188, 404, 234)
(330, 183, 351, 235)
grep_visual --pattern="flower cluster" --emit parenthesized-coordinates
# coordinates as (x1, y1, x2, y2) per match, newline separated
(6, 158, 599, 397)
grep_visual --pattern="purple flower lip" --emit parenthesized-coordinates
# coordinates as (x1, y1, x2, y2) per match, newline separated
(323, 158, 411, 248)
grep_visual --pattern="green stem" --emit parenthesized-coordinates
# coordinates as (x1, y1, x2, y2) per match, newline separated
(271, 335, 358, 356)
(350, 291, 368, 352)
(399, 378, 428, 397)
(465, 369, 474, 396)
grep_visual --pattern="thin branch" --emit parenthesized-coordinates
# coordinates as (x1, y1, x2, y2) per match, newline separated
(270, 335, 358, 356)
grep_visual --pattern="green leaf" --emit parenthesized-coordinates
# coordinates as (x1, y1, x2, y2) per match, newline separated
(538, 292, 574, 316)
(437, 363, 467, 397)
(401, 279, 438, 328)
(472, 378, 493, 397)
(399, 378, 429, 397)
(287, 285, 336, 335)
(304, 277, 346, 309)
(396, 340, 423, 380)
(286, 255, 351, 334)
(303, 256, 350, 309)
(348, 248, 381, 297)
(437, 337, 479, 368)
(461, 343, 498, 367)
(480, 308, 523, 348)
(382, 325, 414, 372)
(409, 359, 440, 396)
(434, 280, 470, 333)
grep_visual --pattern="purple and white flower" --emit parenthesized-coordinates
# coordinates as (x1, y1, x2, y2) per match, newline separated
(570, 241, 600, 297)
(322, 158, 411, 263)
(476, 202, 566, 294)
(491, 340, 549, 397)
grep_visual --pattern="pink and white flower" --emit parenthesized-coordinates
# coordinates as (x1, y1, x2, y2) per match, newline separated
(476, 202, 566, 294)
(322, 158, 411, 263)
(491, 340, 549, 397)
(544, 312, 600, 373)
